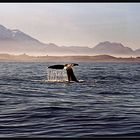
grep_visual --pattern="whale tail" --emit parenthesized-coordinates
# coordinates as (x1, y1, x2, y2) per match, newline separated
(66, 67, 79, 82)
(48, 63, 79, 82)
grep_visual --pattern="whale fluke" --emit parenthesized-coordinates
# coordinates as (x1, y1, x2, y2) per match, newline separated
(48, 65, 64, 69)
(48, 63, 79, 82)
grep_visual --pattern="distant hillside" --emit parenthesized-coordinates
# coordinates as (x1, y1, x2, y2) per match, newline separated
(92, 41, 134, 56)
(0, 25, 140, 57)
(0, 53, 140, 62)
(135, 49, 140, 55)
(0, 25, 42, 44)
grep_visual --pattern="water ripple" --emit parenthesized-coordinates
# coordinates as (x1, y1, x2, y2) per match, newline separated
(0, 62, 140, 137)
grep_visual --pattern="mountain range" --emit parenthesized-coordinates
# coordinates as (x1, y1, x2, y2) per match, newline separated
(0, 24, 140, 57)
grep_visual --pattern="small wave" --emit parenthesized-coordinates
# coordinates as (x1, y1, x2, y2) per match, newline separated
(0, 77, 30, 83)
(81, 132, 140, 137)
(98, 91, 128, 95)
(38, 79, 85, 83)
(93, 75, 136, 80)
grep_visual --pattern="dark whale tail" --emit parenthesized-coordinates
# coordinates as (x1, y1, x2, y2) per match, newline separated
(48, 63, 79, 82)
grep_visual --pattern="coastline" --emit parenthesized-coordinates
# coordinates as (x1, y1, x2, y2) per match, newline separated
(0, 53, 140, 62)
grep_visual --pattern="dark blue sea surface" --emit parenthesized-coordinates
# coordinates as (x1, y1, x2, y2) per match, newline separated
(0, 61, 140, 137)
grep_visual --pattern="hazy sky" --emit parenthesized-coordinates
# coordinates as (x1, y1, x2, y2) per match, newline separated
(0, 3, 140, 50)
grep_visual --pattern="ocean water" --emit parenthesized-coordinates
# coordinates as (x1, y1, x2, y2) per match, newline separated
(0, 61, 140, 137)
